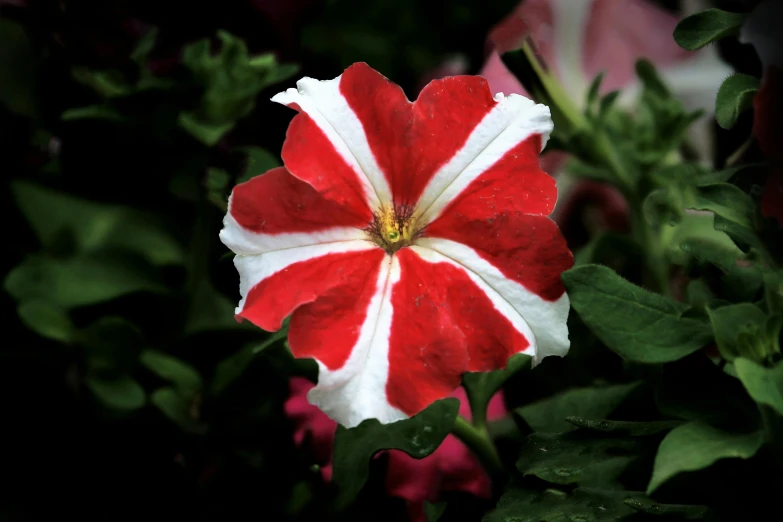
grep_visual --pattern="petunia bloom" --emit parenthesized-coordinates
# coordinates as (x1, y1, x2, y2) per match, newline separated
(220, 63, 573, 428)
(285, 377, 507, 521)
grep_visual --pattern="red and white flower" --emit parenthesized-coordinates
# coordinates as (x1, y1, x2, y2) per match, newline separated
(220, 63, 573, 427)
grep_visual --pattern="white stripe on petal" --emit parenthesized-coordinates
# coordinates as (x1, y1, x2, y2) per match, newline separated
(416, 93, 553, 225)
(307, 254, 408, 428)
(409, 245, 538, 357)
(233, 240, 376, 315)
(272, 76, 392, 209)
(416, 237, 570, 364)
(220, 196, 366, 256)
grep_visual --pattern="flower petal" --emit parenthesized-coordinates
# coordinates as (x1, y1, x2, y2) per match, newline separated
(272, 67, 393, 209)
(220, 167, 371, 255)
(303, 252, 407, 427)
(339, 63, 508, 207)
(414, 233, 572, 364)
(384, 248, 533, 416)
(233, 240, 381, 331)
(416, 97, 553, 224)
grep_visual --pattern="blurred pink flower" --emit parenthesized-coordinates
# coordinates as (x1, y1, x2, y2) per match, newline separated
(480, 0, 731, 235)
(740, 0, 783, 226)
(284, 377, 507, 521)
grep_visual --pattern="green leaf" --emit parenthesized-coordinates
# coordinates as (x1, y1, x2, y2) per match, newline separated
(644, 187, 685, 227)
(585, 72, 604, 108)
(0, 19, 38, 117)
(692, 184, 754, 228)
(211, 331, 288, 394)
(515, 382, 641, 433)
(79, 317, 143, 373)
(17, 300, 75, 343)
(179, 31, 297, 146)
(716, 73, 761, 129)
(635, 59, 670, 97)
(707, 304, 768, 361)
(12, 182, 184, 265)
(734, 358, 783, 416)
(333, 398, 459, 506)
(71, 68, 132, 98)
(424, 501, 447, 522)
(486, 486, 637, 522)
(517, 431, 642, 487)
(62, 105, 124, 122)
(562, 265, 713, 363)
(5, 253, 167, 309)
(463, 353, 529, 425)
(150, 387, 206, 433)
(130, 28, 158, 65)
(185, 279, 254, 335)
(673, 8, 747, 51)
(624, 498, 711, 519)
(656, 353, 759, 428)
(237, 147, 281, 183)
(647, 422, 763, 493)
(566, 418, 682, 437)
(178, 112, 234, 146)
(679, 237, 762, 295)
(86, 375, 146, 411)
(140, 350, 202, 396)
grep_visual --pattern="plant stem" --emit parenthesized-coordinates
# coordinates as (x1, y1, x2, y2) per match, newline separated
(451, 415, 504, 478)
(629, 194, 670, 296)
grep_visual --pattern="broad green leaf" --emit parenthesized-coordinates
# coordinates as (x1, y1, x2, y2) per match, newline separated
(624, 498, 711, 519)
(485, 485, 638, 522)
(237, 147, 281, 183)
(424, 501, 446, 522)
(12, 182, 183, 265)
(673, 9, 747, 51)
(647, 422, 763, 493)
(716, 73, 761, 129)
(150, 387, 206, 434)
(517, 431, 642, 487)
(211, 331, 288, 394)
(333, 398, 459, 506)
(656, 354, 759, 428)
(0, 19, 37, 117)
(566, 418, 682, 437)
(79, 317, 144, 373)
(515, 382, 641, 433)
(140, 350, 202, 395)
(178, 112, 234, 146)
(463, 353, 529, 425)
(62, 105, 124, 121)
(707, 304, 768, 361)
(17, 300, 75, 342)
(185, 279, 254, 335)
(86, 375, 146, 411)
(679, 237, 762, 299)
(734, 358, 783, 416)
(692, 184, 754, 228)
(5, 253, 167, 309)
(562, 265, 713, 363)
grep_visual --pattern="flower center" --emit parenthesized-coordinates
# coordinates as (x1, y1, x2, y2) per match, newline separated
(366, 205, 420, 254)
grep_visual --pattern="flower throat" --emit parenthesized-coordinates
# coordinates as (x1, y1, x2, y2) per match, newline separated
(366, 204, 421, 254)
